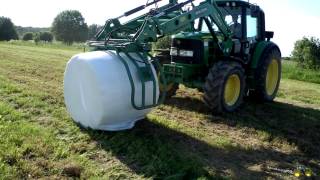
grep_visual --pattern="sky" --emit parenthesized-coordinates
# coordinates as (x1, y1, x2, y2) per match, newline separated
(1, 0, 320, 56)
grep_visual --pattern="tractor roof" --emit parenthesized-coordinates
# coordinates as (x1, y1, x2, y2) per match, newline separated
(215, 0, 254, 8)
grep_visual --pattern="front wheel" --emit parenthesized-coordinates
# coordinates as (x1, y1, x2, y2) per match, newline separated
(204, 61, 245, 113)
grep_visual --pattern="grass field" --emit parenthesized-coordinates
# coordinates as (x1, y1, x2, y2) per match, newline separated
(282, 60, 320, 84)
(0, 42, 319, 179)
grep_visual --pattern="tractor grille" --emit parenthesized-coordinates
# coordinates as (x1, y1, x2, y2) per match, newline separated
(171, 39, 204, 64)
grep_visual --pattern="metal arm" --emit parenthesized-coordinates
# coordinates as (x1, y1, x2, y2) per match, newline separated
(93, 0, 178, 42)
(91, 0, 232, 52)
(133, 0, 231, 44)
(116, 0, 163, 19)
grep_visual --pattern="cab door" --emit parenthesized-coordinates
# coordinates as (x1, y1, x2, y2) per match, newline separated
(242, 5, 262, 63)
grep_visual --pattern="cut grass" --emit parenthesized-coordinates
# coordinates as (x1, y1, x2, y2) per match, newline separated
(278, 79, 320, 105)
(0, 101, 90, 179)
(0, 41, 319, 179)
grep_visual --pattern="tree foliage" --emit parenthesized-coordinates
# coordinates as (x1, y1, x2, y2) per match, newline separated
(292, 37, 320, 69)
(16, 26, 50, 38)
(34, 33, 40, 44)
(0, 17, 19, 41)
(88, 24, 102, 40)
(153, 36, 172, 50)
(51, 10, 88, 45)
(22, 32, 34, 41)
(39, 31, 53, 42)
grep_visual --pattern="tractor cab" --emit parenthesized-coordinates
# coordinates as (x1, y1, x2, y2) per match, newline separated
(169, 0, 271, 66)
(215, 0, 272, 60)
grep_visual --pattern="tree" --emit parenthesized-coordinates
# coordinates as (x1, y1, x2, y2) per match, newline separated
(0, 16, 19, 41)
(292, 37, 320, 69)
(88, 24, 102, 40)
(34, 33, 40, 44)
(22, 32, 34, 41)
(51, 10, 88, 45)
(39, 31, 53, 42)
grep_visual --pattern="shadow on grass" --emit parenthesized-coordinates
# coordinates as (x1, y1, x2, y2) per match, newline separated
(166, 96, 320, 160)
(81, 96, 320, 179)
(84, 120, 287, 179)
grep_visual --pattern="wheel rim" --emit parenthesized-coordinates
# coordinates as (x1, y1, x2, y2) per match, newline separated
(224, 74, 241, 106)
(266, 59, 279, 96)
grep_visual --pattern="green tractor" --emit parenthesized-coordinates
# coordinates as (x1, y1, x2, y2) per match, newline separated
(89, 0, 281, 113)
(160, 0, 281, 112)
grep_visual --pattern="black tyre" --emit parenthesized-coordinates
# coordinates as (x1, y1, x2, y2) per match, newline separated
(252, 47, 281, 102)
(204, 61, 245, 113)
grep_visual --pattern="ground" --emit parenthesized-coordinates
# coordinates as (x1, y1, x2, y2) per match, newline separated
(0, 42, 319, 179)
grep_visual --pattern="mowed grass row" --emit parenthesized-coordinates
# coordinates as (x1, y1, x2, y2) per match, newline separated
(0, 42, 319, 179)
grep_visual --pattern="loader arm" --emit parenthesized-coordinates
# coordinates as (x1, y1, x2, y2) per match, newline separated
(134, 0, 231, 43)
(90, 0, 232, 54)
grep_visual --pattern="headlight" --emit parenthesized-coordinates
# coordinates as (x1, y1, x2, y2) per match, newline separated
(179, 50, 194, 57)
(170, 48, 178, 56)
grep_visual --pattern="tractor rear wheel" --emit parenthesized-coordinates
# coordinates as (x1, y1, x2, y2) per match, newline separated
(251, 47, 281, 102)
(204, 61, 245, 113)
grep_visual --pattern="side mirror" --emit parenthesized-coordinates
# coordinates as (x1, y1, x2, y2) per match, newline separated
(265, 31, 274, 41)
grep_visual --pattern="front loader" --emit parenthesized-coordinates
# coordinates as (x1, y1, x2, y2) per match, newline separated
(89, 0, 281, 113)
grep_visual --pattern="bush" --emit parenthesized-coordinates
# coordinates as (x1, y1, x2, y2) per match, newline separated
(292, 37, 320, 70)
(39, 32, 53, 42)
(0, 17, 19, 41)
(22, 32, 34, 41)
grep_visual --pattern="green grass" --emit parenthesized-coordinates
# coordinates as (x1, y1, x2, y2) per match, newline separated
(278, 79, 320, 105)
(0, 41, 319, 179)
(5, 40, 88, 52)
(282, 60, 320, 84)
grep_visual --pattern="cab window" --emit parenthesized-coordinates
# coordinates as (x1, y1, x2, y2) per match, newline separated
(219, 6, 243, 38)
(247, 14, 257, 38)
(225, 15, 241, 25)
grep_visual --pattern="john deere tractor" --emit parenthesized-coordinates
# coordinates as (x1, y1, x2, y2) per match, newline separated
(89, 0, 281, 113)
